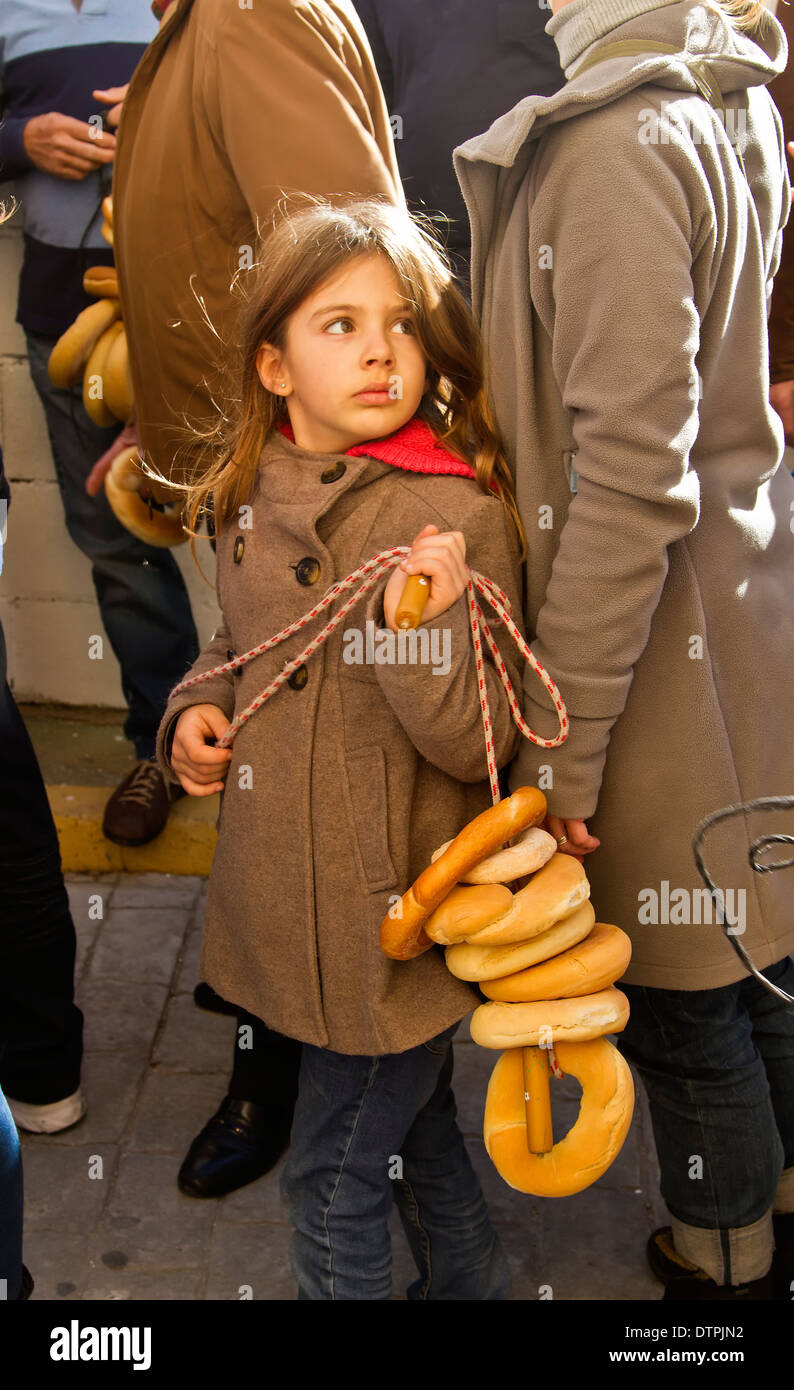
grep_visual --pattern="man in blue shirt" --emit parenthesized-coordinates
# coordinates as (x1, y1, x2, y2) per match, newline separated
(0, 0, 199, 845)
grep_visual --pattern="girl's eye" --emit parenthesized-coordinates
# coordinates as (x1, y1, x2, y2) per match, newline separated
(393, 319, 415, 335)
(325, 318, 354, 334)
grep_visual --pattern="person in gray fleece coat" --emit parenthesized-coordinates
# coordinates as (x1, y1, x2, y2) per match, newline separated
(455, 0, 794, 1299)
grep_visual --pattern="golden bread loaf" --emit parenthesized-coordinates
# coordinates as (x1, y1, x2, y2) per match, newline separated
(481, 923, 632, 1002)
(470, 986, 630, 1049)
(483, 1039, 635, 1196)
(379, 786, 547, 961)
(444, 901, 596, 982)
(47, 297, 121, 389)
(462, 853, 590, 947)
(430, 825, 557, 883)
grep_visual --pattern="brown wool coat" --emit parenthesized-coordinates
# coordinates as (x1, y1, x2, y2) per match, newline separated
(112, 0, 402, 483)
(156, 432, 528, 1053)
(455, 0, 794, 990)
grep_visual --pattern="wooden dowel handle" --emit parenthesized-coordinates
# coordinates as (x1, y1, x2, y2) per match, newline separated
(394, 573, 430, 630)
(522, 1045, 553, 1155)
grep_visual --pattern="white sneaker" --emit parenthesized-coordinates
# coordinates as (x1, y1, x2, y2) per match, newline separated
(6, 1088, 86, 1134)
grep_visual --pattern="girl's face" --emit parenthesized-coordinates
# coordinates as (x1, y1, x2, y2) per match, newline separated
(256, 253, 428, 454)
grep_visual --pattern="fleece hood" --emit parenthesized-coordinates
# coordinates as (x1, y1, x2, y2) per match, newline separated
(454, 0, 787, 308)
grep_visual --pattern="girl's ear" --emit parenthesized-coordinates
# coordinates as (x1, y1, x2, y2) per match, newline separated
(256, 342, 288, 395)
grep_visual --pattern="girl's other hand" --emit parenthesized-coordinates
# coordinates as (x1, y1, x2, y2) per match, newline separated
(171, 704, 233, 796)
(383, 524, 468, 632)
(546, 815, 600, 861)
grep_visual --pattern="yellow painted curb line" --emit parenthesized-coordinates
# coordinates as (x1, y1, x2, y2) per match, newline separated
(47, 785, 218, 875)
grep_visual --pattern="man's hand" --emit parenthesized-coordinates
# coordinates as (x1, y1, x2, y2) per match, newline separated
(171, 705, 234, 797)
(545, 816, 600, 861)
(86, 421, 140, 497)
(22, 112, 116, 180)
(770, 379, 794, 446)
(92, 85, 129, 130)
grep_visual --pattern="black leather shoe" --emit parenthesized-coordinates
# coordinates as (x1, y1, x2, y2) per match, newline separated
(177, 1095, 293, 1198)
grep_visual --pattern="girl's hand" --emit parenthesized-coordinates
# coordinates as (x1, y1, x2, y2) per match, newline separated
(546, 816, 601, 861)
(171, 704, 233, 796)
(383, 524, 468, 632)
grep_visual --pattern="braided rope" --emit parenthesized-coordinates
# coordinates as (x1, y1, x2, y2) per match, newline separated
(170, 546, 569, 805)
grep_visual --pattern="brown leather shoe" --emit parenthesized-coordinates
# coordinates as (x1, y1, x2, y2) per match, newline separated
(102, 758, 177, 846)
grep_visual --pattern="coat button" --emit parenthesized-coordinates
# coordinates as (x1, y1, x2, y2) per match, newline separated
(321, 461, 346, 484)
(294, 556, 321, 585)
(287, 664, 309, 690)
(227, 648, 242, 677)
(233, 535, 245, 564)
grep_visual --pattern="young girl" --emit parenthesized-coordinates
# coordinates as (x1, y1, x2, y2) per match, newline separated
(155, 199, 528, 1300)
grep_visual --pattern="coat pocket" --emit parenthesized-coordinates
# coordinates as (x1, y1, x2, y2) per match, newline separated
(343, 746, 399, 893)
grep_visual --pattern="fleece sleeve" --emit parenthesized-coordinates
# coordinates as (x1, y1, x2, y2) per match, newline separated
(211, 0, 403, 224)
(511, 113, 703, 817)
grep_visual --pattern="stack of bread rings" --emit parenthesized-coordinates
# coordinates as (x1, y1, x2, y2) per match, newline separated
(380, 786, 635, 1197)
(46, 197, 185, 548)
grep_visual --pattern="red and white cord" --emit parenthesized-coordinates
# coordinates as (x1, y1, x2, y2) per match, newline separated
(170, 546, 569, 805)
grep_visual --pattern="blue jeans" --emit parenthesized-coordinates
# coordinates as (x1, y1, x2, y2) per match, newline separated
(281, 1022, 511, 1300)
(25, 332, 199, 759)
(0, 1086, 23, 1300)
(619, 956, 794, 1283)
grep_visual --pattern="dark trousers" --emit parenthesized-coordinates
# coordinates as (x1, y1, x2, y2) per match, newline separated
(619, 958, 794, 1230)
(619, 957, 794, 1283)
(0, 621, 83, 1103)
(25, 332, 199, 759)
(229, 1009, 303, 1113)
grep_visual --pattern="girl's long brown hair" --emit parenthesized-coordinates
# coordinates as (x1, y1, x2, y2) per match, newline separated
(153, 197, 525, 569)
(715, 0, 772, 37)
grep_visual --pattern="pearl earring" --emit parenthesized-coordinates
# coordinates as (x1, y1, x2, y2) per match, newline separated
(281, 382, 286, 389)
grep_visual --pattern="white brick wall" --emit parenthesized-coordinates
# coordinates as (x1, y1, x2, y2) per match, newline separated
(0, 196, 220, 705)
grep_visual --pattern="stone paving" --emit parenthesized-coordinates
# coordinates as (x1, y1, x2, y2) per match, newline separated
(18, 871, 668, 1302)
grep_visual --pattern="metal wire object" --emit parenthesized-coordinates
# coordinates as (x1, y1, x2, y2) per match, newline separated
(692, 796, 794, 1006)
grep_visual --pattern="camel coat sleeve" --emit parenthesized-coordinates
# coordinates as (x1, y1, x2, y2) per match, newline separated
(112, 0, 403, 487)
(213, 0, 403, 219)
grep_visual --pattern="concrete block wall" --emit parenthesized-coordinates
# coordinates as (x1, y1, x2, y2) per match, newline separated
(0, 197, 220, 706)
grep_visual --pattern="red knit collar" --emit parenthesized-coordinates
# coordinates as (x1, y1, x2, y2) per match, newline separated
(276, 417, 478, 481)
